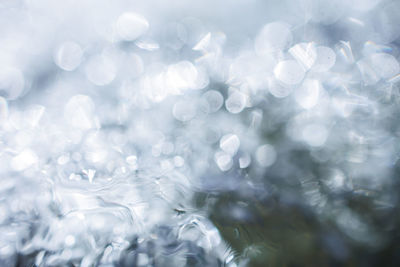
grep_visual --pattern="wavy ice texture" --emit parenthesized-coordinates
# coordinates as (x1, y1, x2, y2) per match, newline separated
(0, 0, 400, 266)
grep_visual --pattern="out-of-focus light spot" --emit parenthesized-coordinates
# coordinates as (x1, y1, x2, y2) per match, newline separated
(173, 100, 196, 122)
(357, 58, 380, 85)
(202, 90, 223, 113)
(11, 149, 38, 171)
(274, 60, 305, 85)
(289, 42, 317, 70)
(64, 235, 76, 247)
(370, 53, 400, 79)
(116, 12, 149, 41)
(85, 54, 117, 86)
(294, 79, 320, 109)
(54, 42, 83, 71)
(174, 156, 185, 167)
(165, 61, 199, 92)
(225, 90, 247, 114)
(69, 173, 82, 181)
(220, 134, 240, 156)
(85, 149, 108, 164)
(302, 123, 328, 147)
(137, 253, 149, 266)
(255, 22, 292, 55)
(326, 169, 347, 191)
(268, 77, 293, 98)
(239, 153, 251, 168)
(126, 155, 137, 165)
(215, 151, 233, 171)
(57, 154, 70, 165)
(64, 95, 96, 130)
(255, 144, 276, 167)
(0, 67, 24, 100)
(312, 46, 336, 72)
(160, 159, 173, 171)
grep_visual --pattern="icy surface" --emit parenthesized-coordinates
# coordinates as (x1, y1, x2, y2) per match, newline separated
(1, 0, 400, 266)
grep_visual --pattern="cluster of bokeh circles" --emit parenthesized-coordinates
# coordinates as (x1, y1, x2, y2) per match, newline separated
(1, 0, 400, 266)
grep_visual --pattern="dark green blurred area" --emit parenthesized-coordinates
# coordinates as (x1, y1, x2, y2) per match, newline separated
(194, 135, 400, 266)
